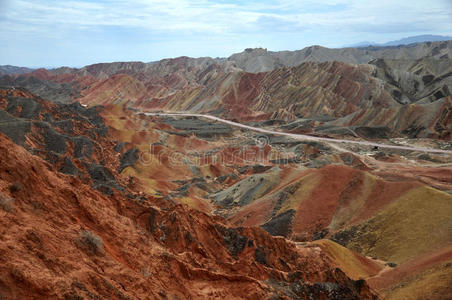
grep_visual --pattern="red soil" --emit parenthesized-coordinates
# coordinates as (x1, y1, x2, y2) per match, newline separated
(291, 165, 358, 239)
(0, 132, 377, 299)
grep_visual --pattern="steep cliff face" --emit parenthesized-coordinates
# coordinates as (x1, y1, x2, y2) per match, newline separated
(0, 131, 378, 299)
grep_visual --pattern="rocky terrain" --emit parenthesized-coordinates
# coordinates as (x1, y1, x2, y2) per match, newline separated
(3, 41, 450, 140)
(0, 40, 451, 299)
(0, 87, 378, 299)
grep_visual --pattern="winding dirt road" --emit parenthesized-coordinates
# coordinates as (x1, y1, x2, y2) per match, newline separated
(144, 112, 452, 154)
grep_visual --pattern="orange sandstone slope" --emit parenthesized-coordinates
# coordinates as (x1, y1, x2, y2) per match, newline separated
(0, 132, 378, 299)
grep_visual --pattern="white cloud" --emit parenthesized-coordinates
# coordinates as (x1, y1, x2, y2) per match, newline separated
(1, 0, 450, 36)
(0, 0, 451, 66)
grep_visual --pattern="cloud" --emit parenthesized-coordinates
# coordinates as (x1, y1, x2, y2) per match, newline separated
(0, 0, 451, 66)
(1, 0, 450, 35)
(3, 0, 444, 33)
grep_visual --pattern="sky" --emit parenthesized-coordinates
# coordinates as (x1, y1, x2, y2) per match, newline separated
(0, 0, 451, 68)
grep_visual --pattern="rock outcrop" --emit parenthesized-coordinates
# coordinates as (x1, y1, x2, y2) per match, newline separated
(0, 131, 378, 299)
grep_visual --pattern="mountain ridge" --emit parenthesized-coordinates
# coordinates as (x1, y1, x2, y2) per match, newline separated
(347, 34, 452, 48)
(1, 41, 450, 140)
(2, 39, 451, 73)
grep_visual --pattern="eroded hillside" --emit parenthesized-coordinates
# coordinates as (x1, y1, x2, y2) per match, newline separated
(0, 40, 451, 299)
(0, 87, 380, 299)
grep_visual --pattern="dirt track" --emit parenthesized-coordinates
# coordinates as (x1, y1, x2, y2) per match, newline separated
(144, 112, 452, 154)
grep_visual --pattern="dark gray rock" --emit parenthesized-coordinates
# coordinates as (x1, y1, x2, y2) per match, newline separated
(59, 156, 79, 176)
(34, 121, 67, 154)
(354, 126, 390, 139)
(340, 153, 359, 166)
(266, 135, 302, 146)
(295, 141, 332, 152)
(53, 119, 74, 133)
(94, 184, 114, 196)
(402, 124, 426, 138)
(306, 158, 330, 169)
(6, 96, 42, 119)
(330, 224, 364, 250)
(313, 228, 329, 240)
(281, 119, 313, 131)
(269, 157, 301, 165)
(238, 165, 272, 174)
(0, 111, 31, 145)
(114, 142, 126, 152)
(254, 245, 270, 267)
(261, 209, 295, 237)
(247, 119, 285, 127)
(385, 262, 397, 268)
(118, 148, 139, 173)
(216, 226, 249, 258)
(311, 282, 360, 300)
(73, 136, 93, 159)
(215, 173, 238, 183)
(0, 75, 78, 103)
(87, 163, 115, 183)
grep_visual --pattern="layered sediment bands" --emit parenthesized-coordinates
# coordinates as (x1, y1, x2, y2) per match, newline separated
(367, 246, 452, 299)
(330, 186, 452, 264)
(226, 165, 452, 267)
(369, 58, 452, 104)
(2, 41, 450, 138)
(1, 41, 451, 299)
(0, 132, 378, 299)
(324, 95, 452, 139)
(0, 87, 130, 195)
(72, 60, 450, 138)
(90, 61, 395, 120)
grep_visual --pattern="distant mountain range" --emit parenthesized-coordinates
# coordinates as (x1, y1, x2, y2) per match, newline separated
(2, 39, 451, 76)
(2, 35, 451, 73)
(227, 40, 451, 73)
(0, 65, 34, 76)
(347, 34, 452, 48)
(1, 40, 450, 138)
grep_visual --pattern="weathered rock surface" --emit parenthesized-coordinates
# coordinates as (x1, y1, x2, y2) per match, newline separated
(2, 41, 450, 138)
(0, 132, 378, 299)
(0, 87, 126, 195)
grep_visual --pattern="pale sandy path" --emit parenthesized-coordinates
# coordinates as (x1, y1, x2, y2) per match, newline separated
(144, 112, 452, 154)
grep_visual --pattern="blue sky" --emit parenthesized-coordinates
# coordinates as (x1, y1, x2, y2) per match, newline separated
(0, 0, 451, 67)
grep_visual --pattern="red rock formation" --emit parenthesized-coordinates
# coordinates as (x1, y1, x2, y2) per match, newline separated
(3, 54, 450, 138)
(0, 132, 378, 299)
